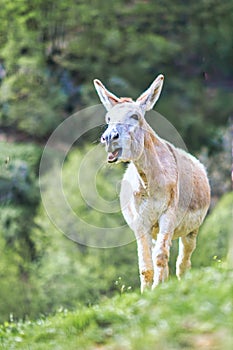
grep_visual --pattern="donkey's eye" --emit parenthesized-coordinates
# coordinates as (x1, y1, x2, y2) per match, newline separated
(131, 114, 139, 120)
(107, 117, 110, 123)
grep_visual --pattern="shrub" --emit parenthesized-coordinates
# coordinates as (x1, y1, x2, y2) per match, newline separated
(192, 192, 233, 267)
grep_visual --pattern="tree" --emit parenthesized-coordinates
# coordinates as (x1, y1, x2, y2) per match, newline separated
(0, 0, 232, 151)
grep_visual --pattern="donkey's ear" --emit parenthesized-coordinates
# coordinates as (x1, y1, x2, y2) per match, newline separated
(136, 74, 164, 112)
(93, 79, 120, 111)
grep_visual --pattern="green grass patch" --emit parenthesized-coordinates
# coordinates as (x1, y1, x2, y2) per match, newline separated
(0, 267, 232, 350)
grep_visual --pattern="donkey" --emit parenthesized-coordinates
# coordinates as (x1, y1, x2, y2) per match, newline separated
(94, 74, 210, 292)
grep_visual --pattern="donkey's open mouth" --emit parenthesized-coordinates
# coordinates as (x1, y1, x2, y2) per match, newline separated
(107, 148, 122, 163)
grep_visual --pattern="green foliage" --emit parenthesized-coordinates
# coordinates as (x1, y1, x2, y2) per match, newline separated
(0, 144, 138, 322)
(0, 71, 66, 136)
(192, 192, 233, 267)
(24, 146, 138, 318)
(0, 0, 67, 136)
(0, 142, 42, 321)
(0, 268, 232, 349)
(61, 147, 126, 229)
(0, 141, 41, 173)
(0, 0, 232, 150)
(0, 142, 41, 250)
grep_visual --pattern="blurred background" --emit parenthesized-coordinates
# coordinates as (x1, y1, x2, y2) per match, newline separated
(0, 0, 232, 322)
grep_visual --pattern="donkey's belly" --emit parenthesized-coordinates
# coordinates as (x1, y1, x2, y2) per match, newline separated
(121, 184, 208, 239)
(172, 207, 208, 239)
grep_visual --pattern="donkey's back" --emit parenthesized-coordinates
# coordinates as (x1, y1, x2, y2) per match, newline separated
(152, 140, 210, 239)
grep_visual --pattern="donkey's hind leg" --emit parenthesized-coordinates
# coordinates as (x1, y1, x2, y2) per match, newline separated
(176, 229, 198, 280)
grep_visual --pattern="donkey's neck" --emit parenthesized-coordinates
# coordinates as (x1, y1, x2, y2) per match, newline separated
(133, 126, 165, 195)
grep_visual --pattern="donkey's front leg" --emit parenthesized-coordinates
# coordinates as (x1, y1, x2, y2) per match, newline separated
(136, 231, 154, 293)
(152, 214, 174, 289)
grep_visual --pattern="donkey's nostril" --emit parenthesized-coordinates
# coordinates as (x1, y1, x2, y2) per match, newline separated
(112, 132, 119, 140)
(101, 135, 106, 143)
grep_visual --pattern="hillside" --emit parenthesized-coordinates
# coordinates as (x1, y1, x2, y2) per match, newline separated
(1, 267, 232, 350)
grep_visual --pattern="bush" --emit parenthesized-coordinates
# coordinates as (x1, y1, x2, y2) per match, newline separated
(192, 192, 233, 267)
(0, 142, 41, 322)
(0, 144, 138, 321)
(30, 145, 138, 316)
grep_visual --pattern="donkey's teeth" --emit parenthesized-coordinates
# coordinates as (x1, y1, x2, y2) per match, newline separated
(109, 150, 118, 158)
(108, 150, 119, 162)
(113, 150, 119, 156)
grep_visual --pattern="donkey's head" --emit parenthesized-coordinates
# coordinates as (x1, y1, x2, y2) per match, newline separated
(94, 74, 164, 163)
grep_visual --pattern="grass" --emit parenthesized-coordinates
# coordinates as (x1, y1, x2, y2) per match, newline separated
(0, 267, 232, 350)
